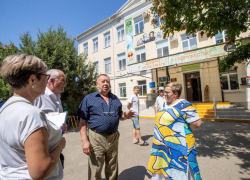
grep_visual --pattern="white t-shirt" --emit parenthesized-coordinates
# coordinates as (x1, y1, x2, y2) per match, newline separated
(128, 94, 139, 115)
(0, 97, 63, 180)
(155, 95, 165, 110)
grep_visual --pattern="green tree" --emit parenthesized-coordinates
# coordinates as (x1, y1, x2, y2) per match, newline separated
(1, 26, 98, 115)
(148, 0, 250, 71)
(0, 42, 20, 101)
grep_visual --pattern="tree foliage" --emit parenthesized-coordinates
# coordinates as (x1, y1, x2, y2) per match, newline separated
(0, 26, 98, 115)
(148, 0, 250, 70)
(0, 42, 20, 101)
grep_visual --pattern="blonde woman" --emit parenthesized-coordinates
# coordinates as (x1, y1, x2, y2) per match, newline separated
(0, 54, 66, 179)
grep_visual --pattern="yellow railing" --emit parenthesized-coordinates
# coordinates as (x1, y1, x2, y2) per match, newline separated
(66, 116, 79, 129)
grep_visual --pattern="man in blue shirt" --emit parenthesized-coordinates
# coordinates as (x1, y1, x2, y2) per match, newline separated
(77, 74, 135, 180)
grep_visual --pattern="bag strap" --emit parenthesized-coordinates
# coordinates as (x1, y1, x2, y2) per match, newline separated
(0, 100, 32, 114)
(0, 99, 49, 127)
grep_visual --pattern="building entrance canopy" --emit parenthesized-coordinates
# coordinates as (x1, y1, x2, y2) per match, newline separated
(128, 43, 229, 73)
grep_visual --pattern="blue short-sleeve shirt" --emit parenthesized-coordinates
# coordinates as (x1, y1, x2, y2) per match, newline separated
(77, 91, 123, 134)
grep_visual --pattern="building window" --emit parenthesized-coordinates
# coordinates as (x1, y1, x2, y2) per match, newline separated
(104, 58, 111, 74)
(83, 43, 88, 55)
(181, 34, 197, 51)
(159, 77, 168, 87)
(138, 80, 147, 96)
(215, 30, 228, 44)
(117, 25, 124, 43)
(134, 16, 144, 35)
(93, 61, 98, 74)
(104, 32, 110, 48)
(93, 38, 98, 53)
(119, 83, 126, 97)
(221, 68, 239, 90)
(154, 15, 164, 27)
(135, 46, 146, 62)
(156, 39, 169, 57)
(118, 53, 126, 71)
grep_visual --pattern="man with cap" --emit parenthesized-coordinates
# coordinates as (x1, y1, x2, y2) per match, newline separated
(155, 87, 165, 114)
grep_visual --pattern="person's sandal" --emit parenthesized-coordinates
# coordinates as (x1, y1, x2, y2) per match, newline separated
(133, 139, 139, 144)
(139, 141, 149, 146)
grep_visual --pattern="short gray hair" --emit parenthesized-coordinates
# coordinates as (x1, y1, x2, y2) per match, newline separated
(97, 74, 110, 83)
(166, 83, 182, 97)
(0, 53, 47, 89)
(47, 69, 61, 79)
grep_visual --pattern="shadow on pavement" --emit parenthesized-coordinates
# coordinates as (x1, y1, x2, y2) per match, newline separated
(118, 165, 151, 180)
(142, 135, 153, 142)
(194, 121, 250, 176)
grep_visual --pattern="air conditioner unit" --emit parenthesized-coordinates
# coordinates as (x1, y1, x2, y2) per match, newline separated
(169, 34, 178, 42)
(142, 11, 149, 18)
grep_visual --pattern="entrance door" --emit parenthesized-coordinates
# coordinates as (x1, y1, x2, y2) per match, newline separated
(185, 72, 202, 101)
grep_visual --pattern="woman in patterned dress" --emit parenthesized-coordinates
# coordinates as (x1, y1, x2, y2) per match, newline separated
(148, 83, 202, 180)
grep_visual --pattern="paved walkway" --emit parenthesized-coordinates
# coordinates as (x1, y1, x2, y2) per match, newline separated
(63, 119, 250, 180)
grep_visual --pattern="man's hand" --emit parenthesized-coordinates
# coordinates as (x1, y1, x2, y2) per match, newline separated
(124, 110, 136, 119)
(60, 123, 68, 134)
(82, 140, 93, 156)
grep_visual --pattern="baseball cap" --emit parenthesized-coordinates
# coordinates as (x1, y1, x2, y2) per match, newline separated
(159, 87, 164, 90)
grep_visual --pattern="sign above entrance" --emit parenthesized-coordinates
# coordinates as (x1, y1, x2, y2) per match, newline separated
(127, 58, 167, 73)
(128, 43, 229, 73)
(181, 64, 200, 71)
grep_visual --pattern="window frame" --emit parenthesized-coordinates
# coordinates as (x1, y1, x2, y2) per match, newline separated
(118, 83, 126, 98)
(214, 30, 228, 44)
(104, 32, 111, 48)
(93, 61, 99, 74)
(93, 38, 98, 53)
(135, 46, 146, 63)
(117, 53, 126, 71)
(117, 25, 125, 43)
(83, 43, 88, 55)
(156, 39, 169, 58)
(104, 58, 111, 74)
(154, 15, 164, 27)
(221, 71, 240, 91)
(134, 16, 144, 35)
(181, 33, 198, 52)
(137, 80, 147, 97)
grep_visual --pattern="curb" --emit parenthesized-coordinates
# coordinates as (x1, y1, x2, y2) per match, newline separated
(139, 116, 250, 123)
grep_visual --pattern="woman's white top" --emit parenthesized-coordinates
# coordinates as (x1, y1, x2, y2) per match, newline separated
(0, 96, 63, 180)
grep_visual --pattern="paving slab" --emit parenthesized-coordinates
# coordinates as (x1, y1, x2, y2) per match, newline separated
(63, 119, 250, 180)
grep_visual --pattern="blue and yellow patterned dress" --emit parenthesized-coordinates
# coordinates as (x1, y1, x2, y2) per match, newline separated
(148, 99, 201, 180)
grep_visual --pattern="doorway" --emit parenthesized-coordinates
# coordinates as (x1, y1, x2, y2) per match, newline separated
(185, 72, 202, 101)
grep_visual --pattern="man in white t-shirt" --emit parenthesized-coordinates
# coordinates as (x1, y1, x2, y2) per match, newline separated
(127, 86, 149, 146)
(155, 87, 165, 114)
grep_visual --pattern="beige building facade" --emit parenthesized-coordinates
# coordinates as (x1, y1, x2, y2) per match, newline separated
(76, 0, 250, 109)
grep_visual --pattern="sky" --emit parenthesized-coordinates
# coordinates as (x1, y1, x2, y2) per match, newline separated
(0, 0, 126, 48)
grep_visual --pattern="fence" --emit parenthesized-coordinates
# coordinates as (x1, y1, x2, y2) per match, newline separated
(66, 116, 80, 129)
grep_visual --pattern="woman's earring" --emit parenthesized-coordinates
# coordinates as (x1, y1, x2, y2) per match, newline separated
(32, 85, 34, 88)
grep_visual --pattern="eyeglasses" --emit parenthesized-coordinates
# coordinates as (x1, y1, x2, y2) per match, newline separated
(38, 73, 50, 81)
(164, 91, 170, 94)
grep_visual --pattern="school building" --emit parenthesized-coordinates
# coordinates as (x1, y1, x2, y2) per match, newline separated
(76, 0, 250, 109)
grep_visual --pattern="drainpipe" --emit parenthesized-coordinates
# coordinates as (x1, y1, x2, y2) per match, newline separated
(217, 57, 224, 102)
(166, 66, 170, 84)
